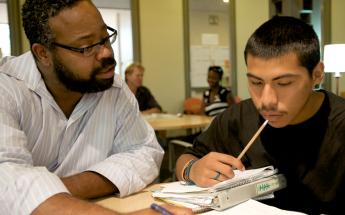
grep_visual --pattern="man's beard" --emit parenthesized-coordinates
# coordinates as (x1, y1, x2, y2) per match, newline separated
(52, 57, 116, 93)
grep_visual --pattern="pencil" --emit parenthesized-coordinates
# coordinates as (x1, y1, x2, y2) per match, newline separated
(237, 119, 269, 160)
(150, 203, 173, 215)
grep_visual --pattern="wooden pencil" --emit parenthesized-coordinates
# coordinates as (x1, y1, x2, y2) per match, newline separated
(237, 119, 269, 160)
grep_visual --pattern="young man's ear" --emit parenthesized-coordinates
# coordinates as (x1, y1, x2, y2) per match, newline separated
(312, 62, 325, 85)
(31, 43, 51, 66)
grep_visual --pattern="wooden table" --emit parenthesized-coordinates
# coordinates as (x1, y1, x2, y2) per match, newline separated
(143, 114, 213, 182)
(94, 184, 162, 213)
(143, 114, 213, 131)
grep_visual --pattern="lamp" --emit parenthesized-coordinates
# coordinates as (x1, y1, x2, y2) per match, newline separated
(323, 44, 345, 95)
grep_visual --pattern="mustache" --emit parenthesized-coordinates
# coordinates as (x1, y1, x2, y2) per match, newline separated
(258, 105, 277, 112)
(102, 57, 116, 68)
(94, 58, 117, 74)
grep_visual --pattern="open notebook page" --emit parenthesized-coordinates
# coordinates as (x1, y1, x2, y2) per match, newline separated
(160, 166, 276, 193)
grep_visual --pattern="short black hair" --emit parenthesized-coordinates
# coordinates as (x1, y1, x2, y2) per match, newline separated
(21, 0, 85, 48)
(244, 16, 320, 76)
(208, 66, 224, 79)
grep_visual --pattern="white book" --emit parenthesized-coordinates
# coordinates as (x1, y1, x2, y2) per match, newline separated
(152, 166, 286, 212)
(159, 166, 277, 194)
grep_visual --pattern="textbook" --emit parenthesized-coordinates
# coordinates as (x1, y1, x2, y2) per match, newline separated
(152, 166, 287, 212)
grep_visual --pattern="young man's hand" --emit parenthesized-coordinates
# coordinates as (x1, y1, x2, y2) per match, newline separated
(189, 152, 244, 187)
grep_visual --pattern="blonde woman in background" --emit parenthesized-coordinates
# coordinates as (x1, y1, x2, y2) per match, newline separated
(125, 63, 162, 114)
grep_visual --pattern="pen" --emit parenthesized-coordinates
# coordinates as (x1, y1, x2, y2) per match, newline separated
(237, 119, 269, 160)
(150, 203, 173, 215)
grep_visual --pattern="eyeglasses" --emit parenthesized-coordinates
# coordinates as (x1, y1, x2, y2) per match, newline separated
(52, 26, 117, 57)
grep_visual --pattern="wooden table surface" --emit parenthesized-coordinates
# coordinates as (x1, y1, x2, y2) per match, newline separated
(94, 184, 163, 213)
(143, 114, 213, 131)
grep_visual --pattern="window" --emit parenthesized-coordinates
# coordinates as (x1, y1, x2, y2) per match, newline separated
(98, 8, 133, 77)
(93, 0, 135, 78)
(0, 2, 11, 58)
(185, 0, 236, 97)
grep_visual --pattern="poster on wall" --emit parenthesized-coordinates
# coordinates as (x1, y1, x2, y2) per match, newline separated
(190, 45, 230, 88)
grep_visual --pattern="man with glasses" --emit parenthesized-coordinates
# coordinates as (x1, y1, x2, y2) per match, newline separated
(0, 0, 191, 214)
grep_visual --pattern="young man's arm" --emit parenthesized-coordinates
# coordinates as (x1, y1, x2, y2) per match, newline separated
(176, 153, 244, 187)
(175, 154, 198, 181)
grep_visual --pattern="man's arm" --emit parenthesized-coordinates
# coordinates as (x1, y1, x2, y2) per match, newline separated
(32, 193, 193, 215)
(85, 84, 164, 197)
(31, 193, 117, 215)
(62, 171, 118, 199)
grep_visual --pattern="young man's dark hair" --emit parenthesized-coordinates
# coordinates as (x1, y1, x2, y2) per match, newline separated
(244, 16, 320, 75)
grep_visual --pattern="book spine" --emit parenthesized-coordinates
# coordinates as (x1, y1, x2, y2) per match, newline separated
(213, 174, 287, 211)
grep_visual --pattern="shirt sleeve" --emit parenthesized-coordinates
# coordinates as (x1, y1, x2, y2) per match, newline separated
(0, 87, 70, 215)
(87, 85, 164, 197)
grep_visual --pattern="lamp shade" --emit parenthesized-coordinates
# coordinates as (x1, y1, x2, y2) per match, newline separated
(323, 44, 345, 77)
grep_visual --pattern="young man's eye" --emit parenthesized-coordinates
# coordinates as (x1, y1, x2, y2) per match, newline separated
(277, 81, 292, 86)
(251, 80, 263, 86)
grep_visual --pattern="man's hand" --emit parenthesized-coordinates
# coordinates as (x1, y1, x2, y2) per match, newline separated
(189, 152, 244, 187)
(32, 193, 193, 215)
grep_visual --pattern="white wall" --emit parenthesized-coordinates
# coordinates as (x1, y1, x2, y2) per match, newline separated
(139, 0, 185, 114)
(330, 0, 345, 94)
(0, 3, 10, 57)
(235, 0, 269, 100)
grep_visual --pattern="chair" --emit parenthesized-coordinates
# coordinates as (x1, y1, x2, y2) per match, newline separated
(184, 97, 202, 115)
(166, 97, 202, 181)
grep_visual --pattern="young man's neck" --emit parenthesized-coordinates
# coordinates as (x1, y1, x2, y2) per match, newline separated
(291, 91, 325, 125)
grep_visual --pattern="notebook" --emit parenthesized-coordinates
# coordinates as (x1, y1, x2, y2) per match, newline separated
(159, 166, 277, 194)
(152, 166, 285, 212)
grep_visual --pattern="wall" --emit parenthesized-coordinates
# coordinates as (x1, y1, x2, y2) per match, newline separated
(138, 0, 267, 109)
(20, 0, 29, 52)
(235, 0, 269, 100)
(189, 11, 229, 46)
(330, 0, 345, 94)
(139, 0, 185, 113)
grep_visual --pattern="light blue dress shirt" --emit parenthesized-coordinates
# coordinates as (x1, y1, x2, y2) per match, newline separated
(0, 52, 164, 215)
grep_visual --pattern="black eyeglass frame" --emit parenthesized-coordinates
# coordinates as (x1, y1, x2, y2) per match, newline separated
(51, 26, 117, 55)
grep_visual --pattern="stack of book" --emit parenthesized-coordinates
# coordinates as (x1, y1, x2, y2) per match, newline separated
(151, 166, 287, 213)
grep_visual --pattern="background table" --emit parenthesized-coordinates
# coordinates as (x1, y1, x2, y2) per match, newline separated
(143, 113, 213, 131)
